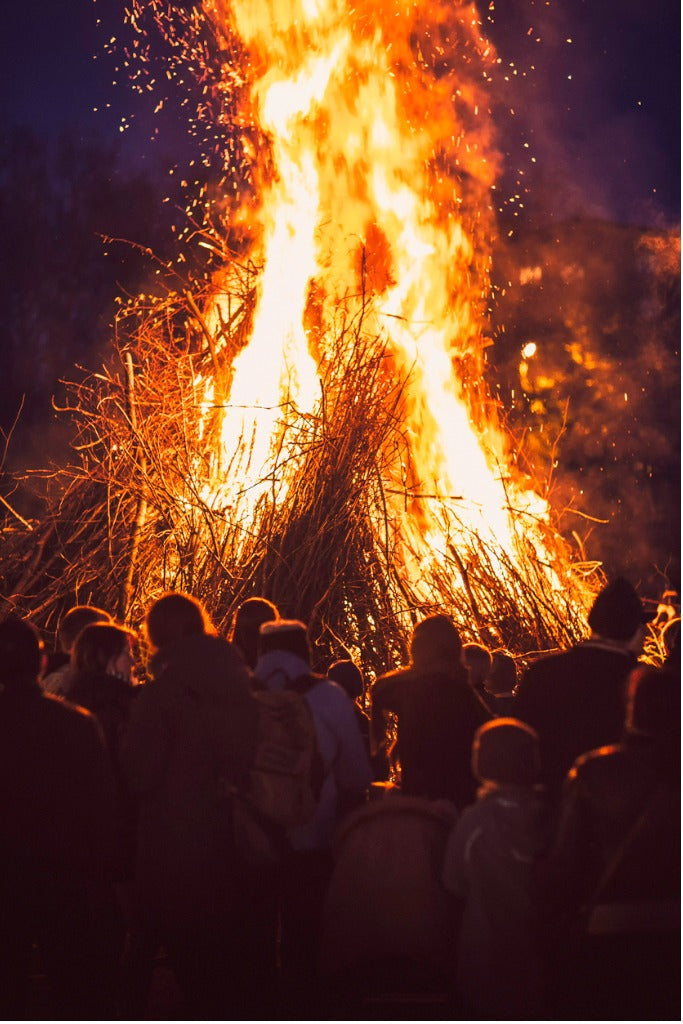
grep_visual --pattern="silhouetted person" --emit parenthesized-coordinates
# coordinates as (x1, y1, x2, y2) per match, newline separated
(442, 718, 547, 1018)
(121, 592, 259, 1018)
(541, 664, 680, 1019)
(328, 657, 371, 758)
(515, 576, 650, 794)
(462, 641, 492, 699)
(41, 603, 111, 697)
(0, 615, 119, 1019)
(481, 650, 518, 717)
(254, 619, 372, 1015)
(70, 623, 139, 880)
(372, 615, 490, 808)
(231, 596, 279, 670)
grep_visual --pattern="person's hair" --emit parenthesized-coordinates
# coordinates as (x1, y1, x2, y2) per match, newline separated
(232, 597, 279, 668)
(58, 605, 111, 653)
(626, 665, 680, 738)
(328, 658, 364, 699)
(472, 718, 541, 787)
(145, 592, 211, 652)
(0, 615, 43, 687)
(462, 642, 492, 683)
(486, 651, 517, 694)
(73, 623, 135, 676)
(258, 620, 310, 664)
(587, 576, 647, 642)
(410, 614, 462, 669)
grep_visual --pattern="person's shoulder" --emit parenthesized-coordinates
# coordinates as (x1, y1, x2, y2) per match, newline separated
(374, 666, 414, 695)
(42, 692, 106, 744)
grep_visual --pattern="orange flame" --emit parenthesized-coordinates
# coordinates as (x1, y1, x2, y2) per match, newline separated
(195, 0, 583, 605)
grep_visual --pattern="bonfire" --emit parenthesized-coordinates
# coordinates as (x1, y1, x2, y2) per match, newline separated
(1, 0, 618, 676)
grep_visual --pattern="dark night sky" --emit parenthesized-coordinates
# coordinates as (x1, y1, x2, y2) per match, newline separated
(1, 0, 680, 228)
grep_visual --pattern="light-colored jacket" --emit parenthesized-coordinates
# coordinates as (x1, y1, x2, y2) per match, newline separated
(254, 649, 372, 850)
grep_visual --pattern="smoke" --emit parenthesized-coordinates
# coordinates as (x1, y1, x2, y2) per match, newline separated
(479, 0, 680, 230)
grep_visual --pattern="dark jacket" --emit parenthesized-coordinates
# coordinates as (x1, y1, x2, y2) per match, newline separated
(69, 670, 136, 765)
(69, 670, 138, 876)
(543, 735, 680, 922)
(373, 664, 490, 809)
(0, 681, 116, 882)
(120, 633, 257, 929)
(515, 640, 637, 794)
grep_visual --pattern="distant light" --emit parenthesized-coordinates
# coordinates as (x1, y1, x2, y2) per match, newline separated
(522, 342, 537, 359)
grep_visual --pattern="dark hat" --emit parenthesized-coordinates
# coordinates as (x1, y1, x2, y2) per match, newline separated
(587, 577, 650, 641)
(472, 718, 541, 787)
(0, 615, 43, 686)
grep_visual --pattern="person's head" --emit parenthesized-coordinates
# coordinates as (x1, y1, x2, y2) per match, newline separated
(486, 651, 517, 695)
(328, 658, 364, 699)
(473, 718, 541, 789)
(145, 592, 211, 653)
(58, 604, 111, 654)
(410, 614, 462, 671)
(626, 665, 680, 740)
(73, 623, 137, 682)
(0, 615, 44, 690)
(258, 619, 311, 665)
(462, 642, 492, 689)
(232, 597, 279, 669)
(587, 577, 650, 649)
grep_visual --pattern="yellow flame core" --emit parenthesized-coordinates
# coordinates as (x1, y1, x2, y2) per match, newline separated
(201, 0, 562, 592)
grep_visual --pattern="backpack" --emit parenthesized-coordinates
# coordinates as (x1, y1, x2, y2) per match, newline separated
(229, 673, 326, 866)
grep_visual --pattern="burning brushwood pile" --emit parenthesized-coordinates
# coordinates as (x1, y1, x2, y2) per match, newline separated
(0, 0, 620, 672)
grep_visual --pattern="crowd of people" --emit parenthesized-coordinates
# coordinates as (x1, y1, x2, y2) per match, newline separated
(0, 576, 679, 1020)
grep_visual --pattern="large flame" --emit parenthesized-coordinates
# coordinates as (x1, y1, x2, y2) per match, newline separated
(192, 0, 577, 606)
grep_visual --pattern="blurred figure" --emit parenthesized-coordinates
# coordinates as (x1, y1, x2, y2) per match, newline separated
(328, 657, 370, 756)
(41, 603, 111, 697)
(232, 596, 279, 670)
(482, 651, 518, 717)
(70, 623, 139, 879)
(0, 615, 119, 1018)
(70, 623, 138, 756)
(254, 619, 373, 1015)
(541, 665, 680, 1019)
(442, 718, 547, 1019)
(321, 793, 458, 1016)
(372, 615, 490, 808)
(462, 642, 492, 699)
(515, 577, 650, 794)
(121, 591, 259, 1018)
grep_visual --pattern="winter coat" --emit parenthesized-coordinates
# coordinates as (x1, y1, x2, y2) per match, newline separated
(0, 681, 116, 882)
(515, 639, 637, 793)
(253, 649, 373, 850)
(120, 633, 257, 929)
(320, 794, 458, 982)
(442, 783, 547, 1018)
(373, 664, 490, 809)
(69, 669, 138, 877)
(542, 735, 680, 932)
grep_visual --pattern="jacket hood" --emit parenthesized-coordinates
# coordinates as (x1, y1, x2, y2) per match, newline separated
(476, 784, 546, 861)
(253, 648, 311, 690)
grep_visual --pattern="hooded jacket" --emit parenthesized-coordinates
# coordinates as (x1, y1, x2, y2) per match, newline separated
(253, 649, 372, 850)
